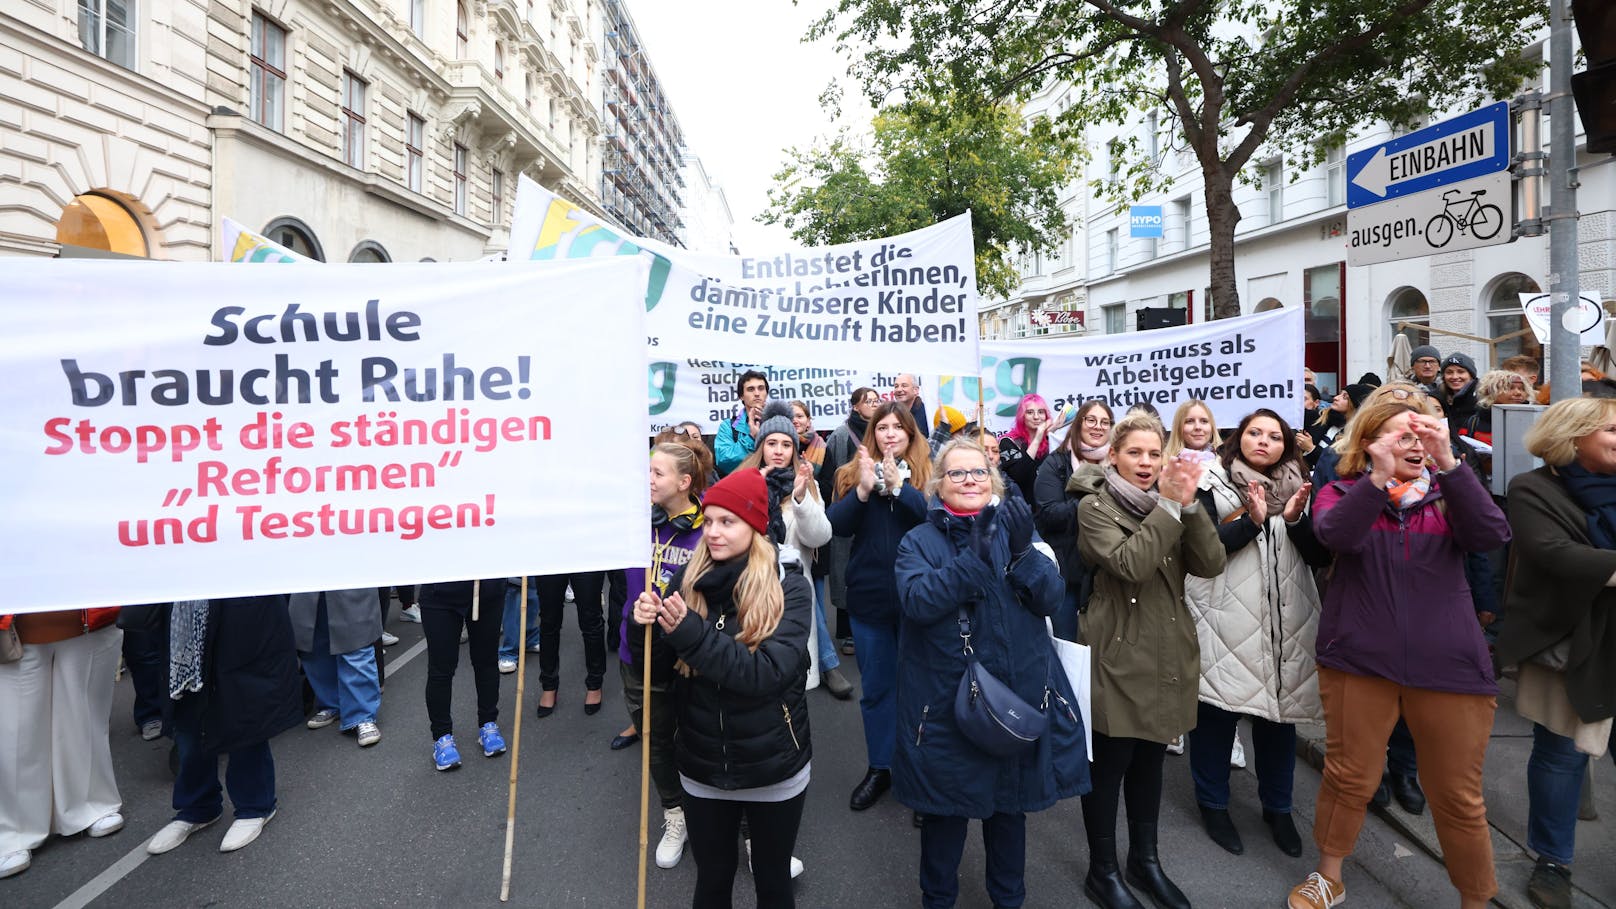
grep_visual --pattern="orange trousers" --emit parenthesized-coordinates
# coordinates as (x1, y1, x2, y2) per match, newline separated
(1313, 667, 1498, 901)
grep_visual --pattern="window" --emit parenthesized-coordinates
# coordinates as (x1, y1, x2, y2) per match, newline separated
(1264, 161, 1283, 224)
(56, 192, 147, 257)
(1388, 287, 1431, 351)
(409, 0, 424, 36)
(1487, 273, 1544, 365)
(249, 12, 286, 132)
(348, 241, 390, 263)
(262, 217, 324, 261)
(525, 74, 535, 111)
(1325, 144, 1346, 208)
(341, 71, 367, 169)
(495, 42, 505, 80)
(1144, 110, 1159, 162)
(456, 2, 468, 57)
(491, 168, 505, 223)
(406, 113, 424, 192)
(1173, 196, 1192, 252)
(548, 98, 557, 132)
(453, 143, 468, 215)
(1105, 228, 1118, 274)
(78, 0, 136, 70)
(1103, 304, 1126, 335)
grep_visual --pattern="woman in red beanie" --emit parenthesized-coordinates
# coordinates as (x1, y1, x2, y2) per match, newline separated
(633, 467, 814, 908)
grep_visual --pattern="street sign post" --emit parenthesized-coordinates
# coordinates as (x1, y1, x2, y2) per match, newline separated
(1347, 170, 1509, 266)
(1346, 102, 1511, 209)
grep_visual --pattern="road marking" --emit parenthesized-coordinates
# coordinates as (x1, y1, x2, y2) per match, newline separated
(52, 636, 430, 909)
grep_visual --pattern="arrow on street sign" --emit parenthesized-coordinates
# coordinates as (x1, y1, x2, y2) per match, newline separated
(1346, 103, 1510, 209)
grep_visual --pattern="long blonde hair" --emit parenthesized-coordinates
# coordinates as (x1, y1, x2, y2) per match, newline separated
(1163, 399, 1217, 460)
(680, 527, 784, 652)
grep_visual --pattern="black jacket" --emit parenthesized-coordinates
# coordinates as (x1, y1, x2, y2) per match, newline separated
(1033, 455, 1098, 604)
(664, 562, 813, 791)
(166, 594, 303, 755)
(998, 435, 1045, 498)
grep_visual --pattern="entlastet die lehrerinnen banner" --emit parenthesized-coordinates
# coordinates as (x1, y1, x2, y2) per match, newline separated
(508, 175, 981, 375)
(0, 258, 651, 613)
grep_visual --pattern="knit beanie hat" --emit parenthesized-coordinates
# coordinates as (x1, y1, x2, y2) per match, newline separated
(703, 468, 771, 537)
(1343, 383, 1375, 409)
(934, 405, 967, 434)
(1441, 352, 1478, 381)
(756, 401, 798, 454)
(1358, 372, 1383, 387)
(1410, 345, 1441, 364)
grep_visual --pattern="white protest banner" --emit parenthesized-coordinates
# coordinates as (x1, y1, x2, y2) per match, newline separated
(219, 216, 315, 263)
(928, 306, 1305, 432)
(509, 175, 981, 374)
(651, 360, 908, 435)
(1519, 292, 1606, 345)
(0, 259, 651, 613)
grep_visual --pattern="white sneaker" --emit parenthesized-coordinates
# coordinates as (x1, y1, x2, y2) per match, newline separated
(565, 586, 575, 603)
(380, 631, 400, 646)
(1231, 736, 1247, 769)
(460, 627, 469, 644)
(147, 816, 219, 854)
(398, 605, 422, 623)
(219, 810, 275, 852)
(743, 837, 804, 879)
(498, 657, 518, 674)
(0, 850, 29, 879)
(1166, 736, 1184, 755)
(88, 812, 125, 837)
(655, 806, 687, 868)
(140, 719, 163, 741)
(356, 721, 381, 747)
(307, 709, 339, 729)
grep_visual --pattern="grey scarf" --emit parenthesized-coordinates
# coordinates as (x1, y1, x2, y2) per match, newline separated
(1227, 457, 1306, 518)
(1104, 466, 1160, 519)
(169, 599, 209, 700)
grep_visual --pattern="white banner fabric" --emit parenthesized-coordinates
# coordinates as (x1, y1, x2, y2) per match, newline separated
(219, 217, 315, 263)
(928, 307, 1306, 433)
(650, 361, 907, 436)
(508, 175, 981, 374)
(0, 259, 651, 613)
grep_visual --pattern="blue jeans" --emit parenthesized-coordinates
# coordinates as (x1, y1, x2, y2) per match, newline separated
(920, 812, 1027, 908)
(1527, 722, 1616, 864)
(500, 576, 541, 661)
(300, 596, 381, 730)
(849, 614, 897, 770)
(812, 577, 840, 672)
(1187, 701, 1296, 813)
(122, 626, 167, 728)
(1051, 587, 1081, 643)
(173, 728, 275, 821)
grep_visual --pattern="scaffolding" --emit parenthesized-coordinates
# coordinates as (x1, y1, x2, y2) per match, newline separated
(600, 0, 685, 245)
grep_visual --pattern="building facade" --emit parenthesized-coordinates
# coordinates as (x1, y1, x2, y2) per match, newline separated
(678, 152, 734, 255)
(992, 42, 1616, 394)
(597, 0, 684, 246)
(3, 0, 621, 263)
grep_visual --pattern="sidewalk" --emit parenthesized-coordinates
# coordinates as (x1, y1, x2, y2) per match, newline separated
(1295, 677, 1615, 909)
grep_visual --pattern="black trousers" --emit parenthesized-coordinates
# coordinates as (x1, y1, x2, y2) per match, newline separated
(606, 569, 627, 653)
(1081, 732, 1167, 847)
(683, 791, 806, 909)
(419, 579, 506, 740)
(535, 571, 607, 691)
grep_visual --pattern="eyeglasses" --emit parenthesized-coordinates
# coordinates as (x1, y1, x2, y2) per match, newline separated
(1414, 357, 1440, 366)
(944, 468, 991, 483)
(1082, 417, 1112, 428)
(1392, 433, 1421, 450)
(1382, 388, 1428, 401)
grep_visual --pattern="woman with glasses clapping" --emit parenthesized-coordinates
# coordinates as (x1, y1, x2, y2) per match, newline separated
(1034, 400, 1115, 643)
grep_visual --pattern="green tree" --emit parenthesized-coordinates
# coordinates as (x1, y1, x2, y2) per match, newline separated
(763, 92, 1079, 299)
(810, 0, 1541, 318)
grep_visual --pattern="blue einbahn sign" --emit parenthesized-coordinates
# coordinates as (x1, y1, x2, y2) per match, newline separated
(1346, 102, 1510, 210)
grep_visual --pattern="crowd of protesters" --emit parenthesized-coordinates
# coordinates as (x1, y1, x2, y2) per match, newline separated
(3, 351, 1613, 909)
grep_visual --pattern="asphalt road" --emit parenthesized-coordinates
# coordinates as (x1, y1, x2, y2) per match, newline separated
(9, 601, 1466, 909)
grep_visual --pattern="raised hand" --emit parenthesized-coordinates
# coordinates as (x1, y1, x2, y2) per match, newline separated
(969, 503, 999, 563)
(855, 446, 878, 500)
(1283, 482, 1313, 523)
(1001, 496, 1034, 555)
(1246, 479, 1269, 524)
(1366, 430, 1401, 486)
(1409, 413, 1456, 471)
(658, 591, 688, 634)
(632, 590, 662, 626)
(793, 458, 814, 501)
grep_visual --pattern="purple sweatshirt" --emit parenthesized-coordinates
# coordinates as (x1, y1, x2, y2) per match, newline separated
(617, 520, 704, 666)
(1312, 464, 1509, 696)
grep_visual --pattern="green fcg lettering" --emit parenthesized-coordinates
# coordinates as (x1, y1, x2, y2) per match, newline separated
(648, 361, 676, 416)
(994, 358, 1040, 417)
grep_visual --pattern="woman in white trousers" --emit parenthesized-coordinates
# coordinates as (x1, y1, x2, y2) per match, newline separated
(0, 608, 126, 878)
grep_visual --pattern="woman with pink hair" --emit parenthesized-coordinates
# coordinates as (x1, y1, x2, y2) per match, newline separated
(998, 394, 1056, 498)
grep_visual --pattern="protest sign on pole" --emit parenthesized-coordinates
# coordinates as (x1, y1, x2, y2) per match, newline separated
(928, 306, 1305, 433)
(509, 175, 981, 374)
(0, 258, 651, 613)
(220, 217, 315, 263)
(651, 361, 910, 435)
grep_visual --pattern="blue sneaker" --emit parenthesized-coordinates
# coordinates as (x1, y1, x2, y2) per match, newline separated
(479, 722, 507, 758)
(433, 734, 462, 771)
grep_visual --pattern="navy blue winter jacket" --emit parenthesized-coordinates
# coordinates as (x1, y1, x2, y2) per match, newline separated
(826, 482, 928, 624)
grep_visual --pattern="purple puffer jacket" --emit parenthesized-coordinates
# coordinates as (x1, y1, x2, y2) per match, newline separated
(1312, 465, 1509, 696)
(618, 520, 704, 671)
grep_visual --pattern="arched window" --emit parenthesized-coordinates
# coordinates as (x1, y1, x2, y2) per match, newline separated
(1253, 297, 1283, 313)
(1387, 287, 1430, 349)
(261, 216, 325, 261)
(56, 192, 148, 257)
(456, 3, 469, 57)
(494, 42, 505, 80)
(348, 240, 390, 263)
(1486, 273, 1543, 366)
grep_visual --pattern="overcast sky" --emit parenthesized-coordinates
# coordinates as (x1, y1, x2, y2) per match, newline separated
(625, 1, 872, 254)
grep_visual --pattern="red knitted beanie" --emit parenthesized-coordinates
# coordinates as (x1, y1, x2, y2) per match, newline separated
(702, 468, 770, 536)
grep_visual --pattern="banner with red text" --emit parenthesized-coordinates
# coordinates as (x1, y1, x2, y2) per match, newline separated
(0, 259, 651, 612)
(508, 175, 980, 374)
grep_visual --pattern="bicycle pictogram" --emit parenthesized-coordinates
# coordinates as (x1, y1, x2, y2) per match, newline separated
(1425, 188, 1504, 248)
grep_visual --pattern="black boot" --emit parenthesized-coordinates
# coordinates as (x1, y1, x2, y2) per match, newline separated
(1199, 805, 1243, 855)
(1264, 810, 1303, 857)
(1390, 773, 1426, 815)
(1084, 833, 1146, 909)
(1125, 821, 1191, 909)
(848, 767, 890, 811)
